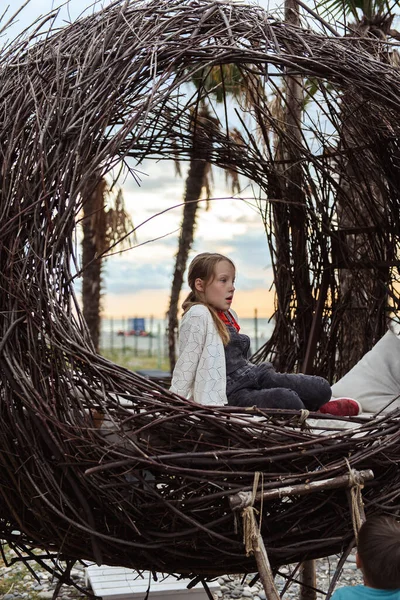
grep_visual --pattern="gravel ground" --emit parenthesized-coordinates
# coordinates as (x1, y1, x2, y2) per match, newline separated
(0, 547, 363, 599)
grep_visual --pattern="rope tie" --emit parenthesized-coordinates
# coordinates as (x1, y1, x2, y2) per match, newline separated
(298, 409, 310, 427)
(345, 458, 364, 542)
(242, 472, 261, 556)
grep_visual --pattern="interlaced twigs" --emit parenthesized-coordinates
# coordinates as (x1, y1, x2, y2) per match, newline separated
(1, 0, 400, 589)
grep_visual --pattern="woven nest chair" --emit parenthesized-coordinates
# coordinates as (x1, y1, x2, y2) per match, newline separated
(1, 0, 400, 596)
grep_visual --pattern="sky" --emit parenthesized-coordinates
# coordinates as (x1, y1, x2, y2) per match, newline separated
(2, 0, 282, 319)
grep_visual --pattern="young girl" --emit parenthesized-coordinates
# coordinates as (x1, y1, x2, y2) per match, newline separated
(170, 252, 334, 410)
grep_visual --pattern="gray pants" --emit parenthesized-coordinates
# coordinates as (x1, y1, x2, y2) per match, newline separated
(227, 363, 331, 411)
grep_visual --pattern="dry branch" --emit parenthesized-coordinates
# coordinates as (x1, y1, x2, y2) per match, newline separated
(1, 0, 400, 591)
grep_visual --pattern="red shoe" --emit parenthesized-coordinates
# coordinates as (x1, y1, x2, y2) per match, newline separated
(319, 398, 361, 417)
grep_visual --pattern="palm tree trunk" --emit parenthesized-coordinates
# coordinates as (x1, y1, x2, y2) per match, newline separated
(285, 0, 314, 368)
(335, 25, 394, 374)
(259, 0, 314, 373)
(167, 156, 208, 372)
(285, 2, 316, 594)
(82, 179, 106, 352)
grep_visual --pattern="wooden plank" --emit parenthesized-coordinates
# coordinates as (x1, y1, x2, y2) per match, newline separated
(85, 565, 219, 600)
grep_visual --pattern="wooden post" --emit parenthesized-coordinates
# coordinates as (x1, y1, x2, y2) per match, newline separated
(253, 530, 281, 600)
(254, 308, 259, 353)
(122, 316, 126, 354)
(229, 469, 374, 600)
(241, 505, 281, 600)
(300, 561, 317, 600)
(229, 470, 374, 509)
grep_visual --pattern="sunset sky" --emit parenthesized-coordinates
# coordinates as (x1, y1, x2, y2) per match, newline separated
(4, 0, 280, 319)
(102, 162, 276, 318)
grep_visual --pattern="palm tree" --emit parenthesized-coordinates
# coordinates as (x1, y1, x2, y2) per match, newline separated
(290, 5, 399, 591)
(166, 66, 248, 373)
(319, 0, 399, 36)
(317, 0, 400, 371)
(271, 0, 315, 373)
(254, 0, 400, 377)
(280, 3, 318, 595)
(81, 176, 134, 352)
(167, 104, 213, 373)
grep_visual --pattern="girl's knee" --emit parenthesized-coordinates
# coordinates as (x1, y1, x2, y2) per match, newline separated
(318, 377, 332, 403)
(227, 389, 255, 407)
(228, 387, 305, 410)
(261, 388, 304, 410)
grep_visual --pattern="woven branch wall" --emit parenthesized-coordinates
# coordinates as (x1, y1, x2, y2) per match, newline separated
(1, 0, 400, 584)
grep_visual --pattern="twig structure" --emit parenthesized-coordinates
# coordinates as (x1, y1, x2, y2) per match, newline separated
(1, 0, 400, 591)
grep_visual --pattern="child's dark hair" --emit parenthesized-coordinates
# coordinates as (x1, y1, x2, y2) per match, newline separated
(358, 516, 400, 590)
(182, 252, 235, 345)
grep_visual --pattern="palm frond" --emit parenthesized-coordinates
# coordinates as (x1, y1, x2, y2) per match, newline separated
(317, 0, 397, 22)
(104, 187, 136, 252)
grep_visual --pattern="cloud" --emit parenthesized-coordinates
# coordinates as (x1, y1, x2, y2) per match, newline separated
(12, 0, 282, 322)
(100, 180, 274, 306)
(4, 1, 114, 43)
(103, 259, 172, 295)
(75, 156, 274, 317)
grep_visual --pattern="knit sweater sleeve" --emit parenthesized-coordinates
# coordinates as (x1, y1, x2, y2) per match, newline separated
(169, 307, 209, 400)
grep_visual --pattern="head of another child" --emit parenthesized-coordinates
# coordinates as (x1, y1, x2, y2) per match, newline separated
(183, 252, 236, 344)
(356, 516, 400, 590)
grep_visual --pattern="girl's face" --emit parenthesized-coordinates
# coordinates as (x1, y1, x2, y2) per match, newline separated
(195, 260, 235, 311)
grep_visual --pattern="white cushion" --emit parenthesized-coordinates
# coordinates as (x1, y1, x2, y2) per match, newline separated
(307, 416, 364, 432)
(331, 330, 400, 413)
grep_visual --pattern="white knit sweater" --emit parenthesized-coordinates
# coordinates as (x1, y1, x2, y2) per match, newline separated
(169, 304, 231, 406)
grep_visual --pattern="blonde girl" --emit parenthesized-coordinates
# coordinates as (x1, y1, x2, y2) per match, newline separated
(170, 252, 332, 410)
